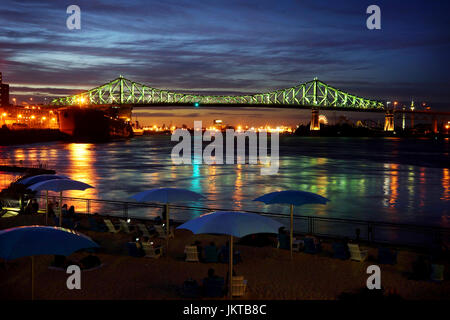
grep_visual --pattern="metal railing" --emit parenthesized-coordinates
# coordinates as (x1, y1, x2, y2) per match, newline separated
(31, 194, 450, 249)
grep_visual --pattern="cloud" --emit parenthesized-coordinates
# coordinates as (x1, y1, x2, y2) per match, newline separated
(0, 0, 449, 106)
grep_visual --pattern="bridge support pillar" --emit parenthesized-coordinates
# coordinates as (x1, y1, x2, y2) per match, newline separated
(432, 116, 438, 134)
(411, 113, 415, 129)
(310, 109, 320, 131)
(384, 110, 394, 131)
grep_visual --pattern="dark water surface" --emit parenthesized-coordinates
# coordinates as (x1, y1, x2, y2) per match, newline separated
(0, 136, 449, 229)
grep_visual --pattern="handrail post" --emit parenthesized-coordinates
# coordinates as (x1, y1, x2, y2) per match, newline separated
(87, 199, 90, 214)
(123, 202, 128, 219)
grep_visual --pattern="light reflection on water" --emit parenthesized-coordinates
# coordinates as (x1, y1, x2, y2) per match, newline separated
(0, 136, 448, 227)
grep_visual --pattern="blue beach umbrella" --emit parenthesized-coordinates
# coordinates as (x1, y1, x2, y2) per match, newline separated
(0, 225, 99, 299)
(18, 174, 69, 187)
(177, 211, 283, 298)
(131, 187, 205, 242)
(29, 179, 94, 227)
(18, 174, 69, 223)
(253, 190, 330, 258)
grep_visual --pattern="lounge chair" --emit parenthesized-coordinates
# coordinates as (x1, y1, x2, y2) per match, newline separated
(303, 237, 322, 254)
(378, 247, 397, 265)
(137, 223, 152, 238)
(126, 242, 144, 257)
(154, 225, 174, 239)
(231, 276, 248, 297)
(332, 242, 350, 260)
(430, 264, 444, 282)
(347, 243, 368, 261)
(142, 243, 162, 259)
(104, 219, 119, 233)
(204, 245, 219, 263)
(119, 219, 131, 233)
(185, 245, 200, 262)
(203, 277, 225, 297)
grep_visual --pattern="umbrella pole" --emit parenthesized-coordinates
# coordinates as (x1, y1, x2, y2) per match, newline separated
(165, 203, 170, 257)
(229, 235, 233, 299)
(59, 191, 62, 227)
(290, 204, 294, 260)
(31, 256, 34, 301)
(45, 191, 48, 225)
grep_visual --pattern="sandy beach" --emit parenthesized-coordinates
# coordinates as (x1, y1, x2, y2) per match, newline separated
(0, 214, 449, 300)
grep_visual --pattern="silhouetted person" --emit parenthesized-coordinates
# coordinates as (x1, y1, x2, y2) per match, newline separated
(61, 204, 68, 217)
(47, 202, 55, 218)
(355, 228, 361, 242)
(194, 240, 203, 261)
(31, 199, 39, 214)
(24, 200, 33, 215)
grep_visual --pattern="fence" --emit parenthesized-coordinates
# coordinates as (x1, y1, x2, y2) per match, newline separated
(32, 194, 450, 249)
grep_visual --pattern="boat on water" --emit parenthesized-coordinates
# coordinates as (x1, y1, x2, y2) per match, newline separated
(132, 127, 144, 136)
(58, 106, 134, 141)
(132, 120, 144, 136)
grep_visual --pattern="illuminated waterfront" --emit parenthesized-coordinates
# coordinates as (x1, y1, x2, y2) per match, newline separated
(0, 135, 448, 227)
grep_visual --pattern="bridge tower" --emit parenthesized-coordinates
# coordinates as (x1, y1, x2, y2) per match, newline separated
(384, 110, 394, 131)
(432, 115, 438, 134)
(310, 109, 320, 131)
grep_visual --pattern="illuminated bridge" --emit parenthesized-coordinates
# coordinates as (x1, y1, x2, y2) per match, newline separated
(51, 76, 384, 110)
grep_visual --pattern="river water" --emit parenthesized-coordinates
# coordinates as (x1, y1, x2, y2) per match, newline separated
(1, 135, 449, 232)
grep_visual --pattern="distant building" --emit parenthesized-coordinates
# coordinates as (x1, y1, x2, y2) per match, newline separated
(0, 72, 10, 107)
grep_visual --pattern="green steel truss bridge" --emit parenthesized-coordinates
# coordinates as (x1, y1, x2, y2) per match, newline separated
(51, 76, 384, 110)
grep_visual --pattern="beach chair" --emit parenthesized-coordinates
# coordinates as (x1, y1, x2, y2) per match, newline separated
(104, 219, 119, 233)
(378, 247, 397, 265)
(430, 264, 444, 282)
(347, 243, 368, 262)
(142, 243, 162, 259)
(303, 238, 322, 254)
(203, 277, 225, 297)
(231, 276, 248, 297)
(119, 219, 131, 233)
(126, 242, 144, 257)
(154, 225, 174, 239)
(332, 242, 350, 260)
(185, 245, 200, 262)
(204, 245, 219, 263)
(137, 223, 152, 238)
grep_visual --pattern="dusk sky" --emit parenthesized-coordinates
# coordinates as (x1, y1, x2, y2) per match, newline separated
(1, 0, 449, 113)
